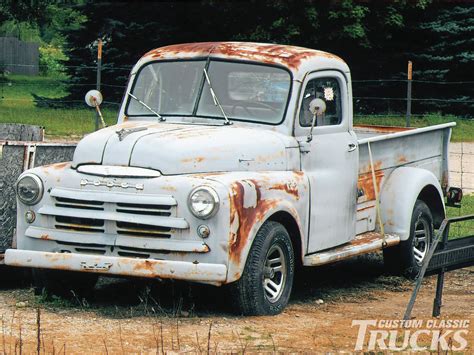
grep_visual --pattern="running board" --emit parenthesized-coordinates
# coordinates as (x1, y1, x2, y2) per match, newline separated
(303, 232, 400, 266)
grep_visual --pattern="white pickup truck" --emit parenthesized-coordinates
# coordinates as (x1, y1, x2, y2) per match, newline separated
(5, 42, 461, 315)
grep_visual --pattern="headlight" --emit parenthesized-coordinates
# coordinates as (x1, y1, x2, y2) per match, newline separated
(188, 186, 219, 219)
(16, 174, 43, 205)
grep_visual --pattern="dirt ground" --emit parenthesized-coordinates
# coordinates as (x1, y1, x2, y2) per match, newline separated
(0, 254, 472, 354)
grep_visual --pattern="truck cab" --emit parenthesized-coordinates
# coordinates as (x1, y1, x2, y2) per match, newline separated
(6, 42, 455, 315)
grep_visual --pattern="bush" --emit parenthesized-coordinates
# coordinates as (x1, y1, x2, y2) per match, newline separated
(39, 44, 67, 76)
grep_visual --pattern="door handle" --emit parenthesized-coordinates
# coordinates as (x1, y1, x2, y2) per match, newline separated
(348, 143, 357, 152)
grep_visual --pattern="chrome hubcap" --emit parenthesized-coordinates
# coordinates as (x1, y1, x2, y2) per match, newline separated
(263, 245, 286, 303)
(413, 217, 430, 265)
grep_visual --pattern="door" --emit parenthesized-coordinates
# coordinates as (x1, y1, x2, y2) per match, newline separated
(295, 71, 358, 253)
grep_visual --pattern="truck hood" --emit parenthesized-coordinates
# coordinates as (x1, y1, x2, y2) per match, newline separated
(72, 122, 299, 175)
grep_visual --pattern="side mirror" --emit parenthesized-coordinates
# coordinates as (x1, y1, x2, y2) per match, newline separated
(309, 98, 326, 116)
(307, 98, 326, 142)
(85, 89, 103, 107)
(84, 90, 106, 128)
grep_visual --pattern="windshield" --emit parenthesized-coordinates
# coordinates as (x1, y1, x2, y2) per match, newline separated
(126, 60, 291, 125)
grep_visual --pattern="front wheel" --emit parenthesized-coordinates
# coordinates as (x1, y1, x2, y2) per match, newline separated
(230, 221, 295, 315)
(383, 200, 433, 278)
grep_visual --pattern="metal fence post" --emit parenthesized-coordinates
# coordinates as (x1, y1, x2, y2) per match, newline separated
(95, 38, 102, 131)
(406, 61, 412, 127)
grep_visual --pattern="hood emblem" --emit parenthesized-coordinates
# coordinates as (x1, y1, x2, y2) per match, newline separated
(116, 127, 148, 141)
(80, 179, 144, 190)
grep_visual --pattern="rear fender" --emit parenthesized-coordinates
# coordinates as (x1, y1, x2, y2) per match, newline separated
(379, 167, 445, 241)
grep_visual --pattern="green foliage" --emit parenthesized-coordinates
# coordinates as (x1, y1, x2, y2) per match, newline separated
(2, 0, 472, 118)
(447, 195, 474, 239)
(39, 44, 67, 76)
(0, 20, 41, 41)
(412, 5, 474, 115)
(0, 1, 86, 78)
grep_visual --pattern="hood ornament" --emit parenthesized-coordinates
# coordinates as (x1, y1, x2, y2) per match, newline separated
(116, 126, 148, 141)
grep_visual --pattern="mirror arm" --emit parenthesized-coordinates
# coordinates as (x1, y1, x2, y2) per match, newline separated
(93, 98, 107, 128)
(307, 113, 317, 142)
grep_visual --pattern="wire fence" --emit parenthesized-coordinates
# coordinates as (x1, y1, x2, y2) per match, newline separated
(1, 63, 474, 118)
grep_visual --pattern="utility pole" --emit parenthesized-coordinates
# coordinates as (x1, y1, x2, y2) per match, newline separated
(406, 61, 412, 127)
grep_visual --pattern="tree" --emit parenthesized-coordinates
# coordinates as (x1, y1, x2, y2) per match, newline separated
(412, 4, 474, 115)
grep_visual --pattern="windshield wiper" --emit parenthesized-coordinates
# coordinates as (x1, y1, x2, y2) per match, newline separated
(203, 67, 231, 125)
(128, 92, 165, 121)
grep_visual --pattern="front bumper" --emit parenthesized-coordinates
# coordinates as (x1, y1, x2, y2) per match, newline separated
(5, 249, 227, 284)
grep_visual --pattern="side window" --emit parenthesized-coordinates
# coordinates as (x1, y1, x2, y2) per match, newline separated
(299, 77, 342, 127)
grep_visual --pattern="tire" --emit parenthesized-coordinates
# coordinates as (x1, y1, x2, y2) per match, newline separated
(33, 268, 98, 299)
(383, 200, 433, 279)
(230, 221, 295, 316)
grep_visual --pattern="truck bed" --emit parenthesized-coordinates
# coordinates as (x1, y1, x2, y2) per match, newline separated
(353, 123, 455, 235)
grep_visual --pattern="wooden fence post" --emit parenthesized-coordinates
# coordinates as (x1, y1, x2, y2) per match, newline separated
(95, 38, 103, 131)
(406, 61, 412, 127)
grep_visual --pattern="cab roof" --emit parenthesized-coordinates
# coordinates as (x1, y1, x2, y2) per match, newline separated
(139, 42, 349, 78)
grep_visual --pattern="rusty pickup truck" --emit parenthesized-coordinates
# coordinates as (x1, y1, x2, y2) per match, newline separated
(5, 42, 460, 315)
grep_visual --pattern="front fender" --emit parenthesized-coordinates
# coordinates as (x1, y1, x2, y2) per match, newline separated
(380, 167, 444, 241)
(216, 172, 309, 283)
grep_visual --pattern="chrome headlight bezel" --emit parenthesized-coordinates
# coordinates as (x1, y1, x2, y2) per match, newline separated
(16, 173, 44, 206)
(188, 186, 220, 219)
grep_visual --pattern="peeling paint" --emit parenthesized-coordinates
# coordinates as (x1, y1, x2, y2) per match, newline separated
(228, 180, 278, 265)
(143, 42, 345, 70)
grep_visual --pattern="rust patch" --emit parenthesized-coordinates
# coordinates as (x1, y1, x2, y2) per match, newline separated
(161, 185, 177, 192)
(181, 156, 205, 164)
(133, 260, 155, 273)
(441, 170, 449, 192)
(192, 172, 227, 179)
(354, 124, 413, 133)
(45, 253, 72, 263)
(52, 162, 70, 170)
(143, 42, 344, 70)
(357, 162, 384, 202)
(397, 155, 408, 164)
(228, 180, 278, 264)
(40, 234, 50, 240)
(269, 183, 299, 200)
(40, 162, 71, 171)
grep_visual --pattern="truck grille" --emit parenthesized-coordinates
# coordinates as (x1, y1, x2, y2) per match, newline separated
(43, 188, 188, 239)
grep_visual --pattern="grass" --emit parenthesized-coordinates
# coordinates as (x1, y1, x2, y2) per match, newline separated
(1, 74, 474, 140)
(446, 194, 474, 239)
(0, 74, 118, 138)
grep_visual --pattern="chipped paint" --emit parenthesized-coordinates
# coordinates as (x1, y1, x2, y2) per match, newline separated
(354, 124, 413, 134)
(304, 232, 400, 266)
(357, 161, 384, 202)
(269, 182, 299, 200)
(397, 155, 408, 164)
(143, 42, 345, 70)
(228, 180, 279, 265)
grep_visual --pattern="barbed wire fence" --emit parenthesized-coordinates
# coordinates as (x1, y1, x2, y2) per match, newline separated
(2, 62, 474, 120)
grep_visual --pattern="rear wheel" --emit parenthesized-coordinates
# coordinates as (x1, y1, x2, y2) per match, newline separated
(230, 221, 294, 315)
(383, 200, 433, 278)
(33, 269, 98, 299)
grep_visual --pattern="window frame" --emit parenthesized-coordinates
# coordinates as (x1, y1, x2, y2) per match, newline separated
(124, 58, 294, 126)
(294, 70, 349, 136)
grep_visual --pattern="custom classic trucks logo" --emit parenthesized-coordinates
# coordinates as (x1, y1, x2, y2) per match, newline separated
(352, 319, 470, 351)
